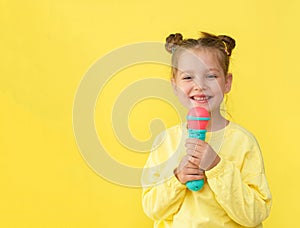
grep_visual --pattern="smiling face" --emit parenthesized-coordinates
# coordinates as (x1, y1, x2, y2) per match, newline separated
(171, 48, 232, 113)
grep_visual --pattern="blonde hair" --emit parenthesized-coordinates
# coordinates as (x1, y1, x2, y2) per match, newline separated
(165, 32, 236, 77)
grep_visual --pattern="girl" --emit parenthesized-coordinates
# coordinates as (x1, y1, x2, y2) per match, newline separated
(142, 32, 272, 227)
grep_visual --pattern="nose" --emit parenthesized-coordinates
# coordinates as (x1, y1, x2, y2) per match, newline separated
(193, 76, 206, 90)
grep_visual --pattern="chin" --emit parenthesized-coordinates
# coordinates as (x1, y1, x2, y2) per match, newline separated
(190, 101, 210, 110)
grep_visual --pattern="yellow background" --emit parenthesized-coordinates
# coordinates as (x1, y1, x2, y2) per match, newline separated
(1, 0, 299, 227)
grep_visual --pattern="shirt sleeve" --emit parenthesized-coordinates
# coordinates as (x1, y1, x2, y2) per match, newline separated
(206, 141, 272, 227)
(142, 175, 186, 221)
(141, 130, 187, 221)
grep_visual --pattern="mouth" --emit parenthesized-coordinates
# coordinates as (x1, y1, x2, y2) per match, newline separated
(190, 95, 212, 104)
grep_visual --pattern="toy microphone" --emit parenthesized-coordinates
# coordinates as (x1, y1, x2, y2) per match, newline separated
(186, 107, 210, 191)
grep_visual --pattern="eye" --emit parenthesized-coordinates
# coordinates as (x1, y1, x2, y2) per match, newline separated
(182, 73, 193, 80)
(206, 74, 217, 80)
(183, 75, 192, 80)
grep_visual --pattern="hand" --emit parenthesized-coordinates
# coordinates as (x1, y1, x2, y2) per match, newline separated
(185, 138, 221, 171)
(174, 155, 205, 184)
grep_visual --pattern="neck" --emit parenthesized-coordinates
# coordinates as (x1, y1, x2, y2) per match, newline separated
(207, 110, 229, 132)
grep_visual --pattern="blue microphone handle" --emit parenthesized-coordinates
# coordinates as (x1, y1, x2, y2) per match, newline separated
(186, 129, 207, 191)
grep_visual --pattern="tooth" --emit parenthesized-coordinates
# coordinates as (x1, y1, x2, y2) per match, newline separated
(194, 97, 207, 101)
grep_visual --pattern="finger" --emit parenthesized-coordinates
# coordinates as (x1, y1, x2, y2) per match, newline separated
(187, 159, 202, 167)
(186, 148, 204, 163)
(183, 169, 202, 176)
(178, 162, 200, 172)
(185, 138, 204, 145)
(180, 155, 190, 165)
(185, 144, 201, 152)
(177, 168, 205, 183)
(186, 143, 208, 156)
(186, 148, 202, 158)
(179, 155, 201, 169)
(185, 138, 199, 143)
(182, 164, 204, 174)
(177, 156, 196, 171)
(188, 155, 201, 166)
(182, 173, 205, 183)
(186, 138, 207, 146)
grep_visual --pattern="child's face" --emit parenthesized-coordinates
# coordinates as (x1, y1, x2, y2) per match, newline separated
(171, 48, 232, 112)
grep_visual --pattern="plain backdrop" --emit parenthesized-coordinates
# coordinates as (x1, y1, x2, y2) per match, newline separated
(1, 0, 299, 227)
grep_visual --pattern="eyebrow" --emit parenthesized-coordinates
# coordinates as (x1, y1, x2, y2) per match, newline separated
(178, 68, 221, 74)
(206, 68, 221, 73)
(179, 70, 192, 74)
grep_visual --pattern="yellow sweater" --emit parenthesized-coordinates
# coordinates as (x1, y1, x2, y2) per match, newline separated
(142, 122, 272, 228)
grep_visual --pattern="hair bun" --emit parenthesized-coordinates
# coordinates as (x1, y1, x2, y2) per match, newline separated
(218, 35, 236, 56)
(165, 33, 183, 53)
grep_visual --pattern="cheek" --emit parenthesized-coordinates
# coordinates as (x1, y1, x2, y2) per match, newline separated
(180, 85, 190, 94)
(212, 79, 227, 92)
(207, 81, 221, 91)
(175, 83, 191, 95)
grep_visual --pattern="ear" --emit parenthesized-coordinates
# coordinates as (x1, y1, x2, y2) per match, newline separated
(224, 73, 233, 94)
(171, 78, 178, 96)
